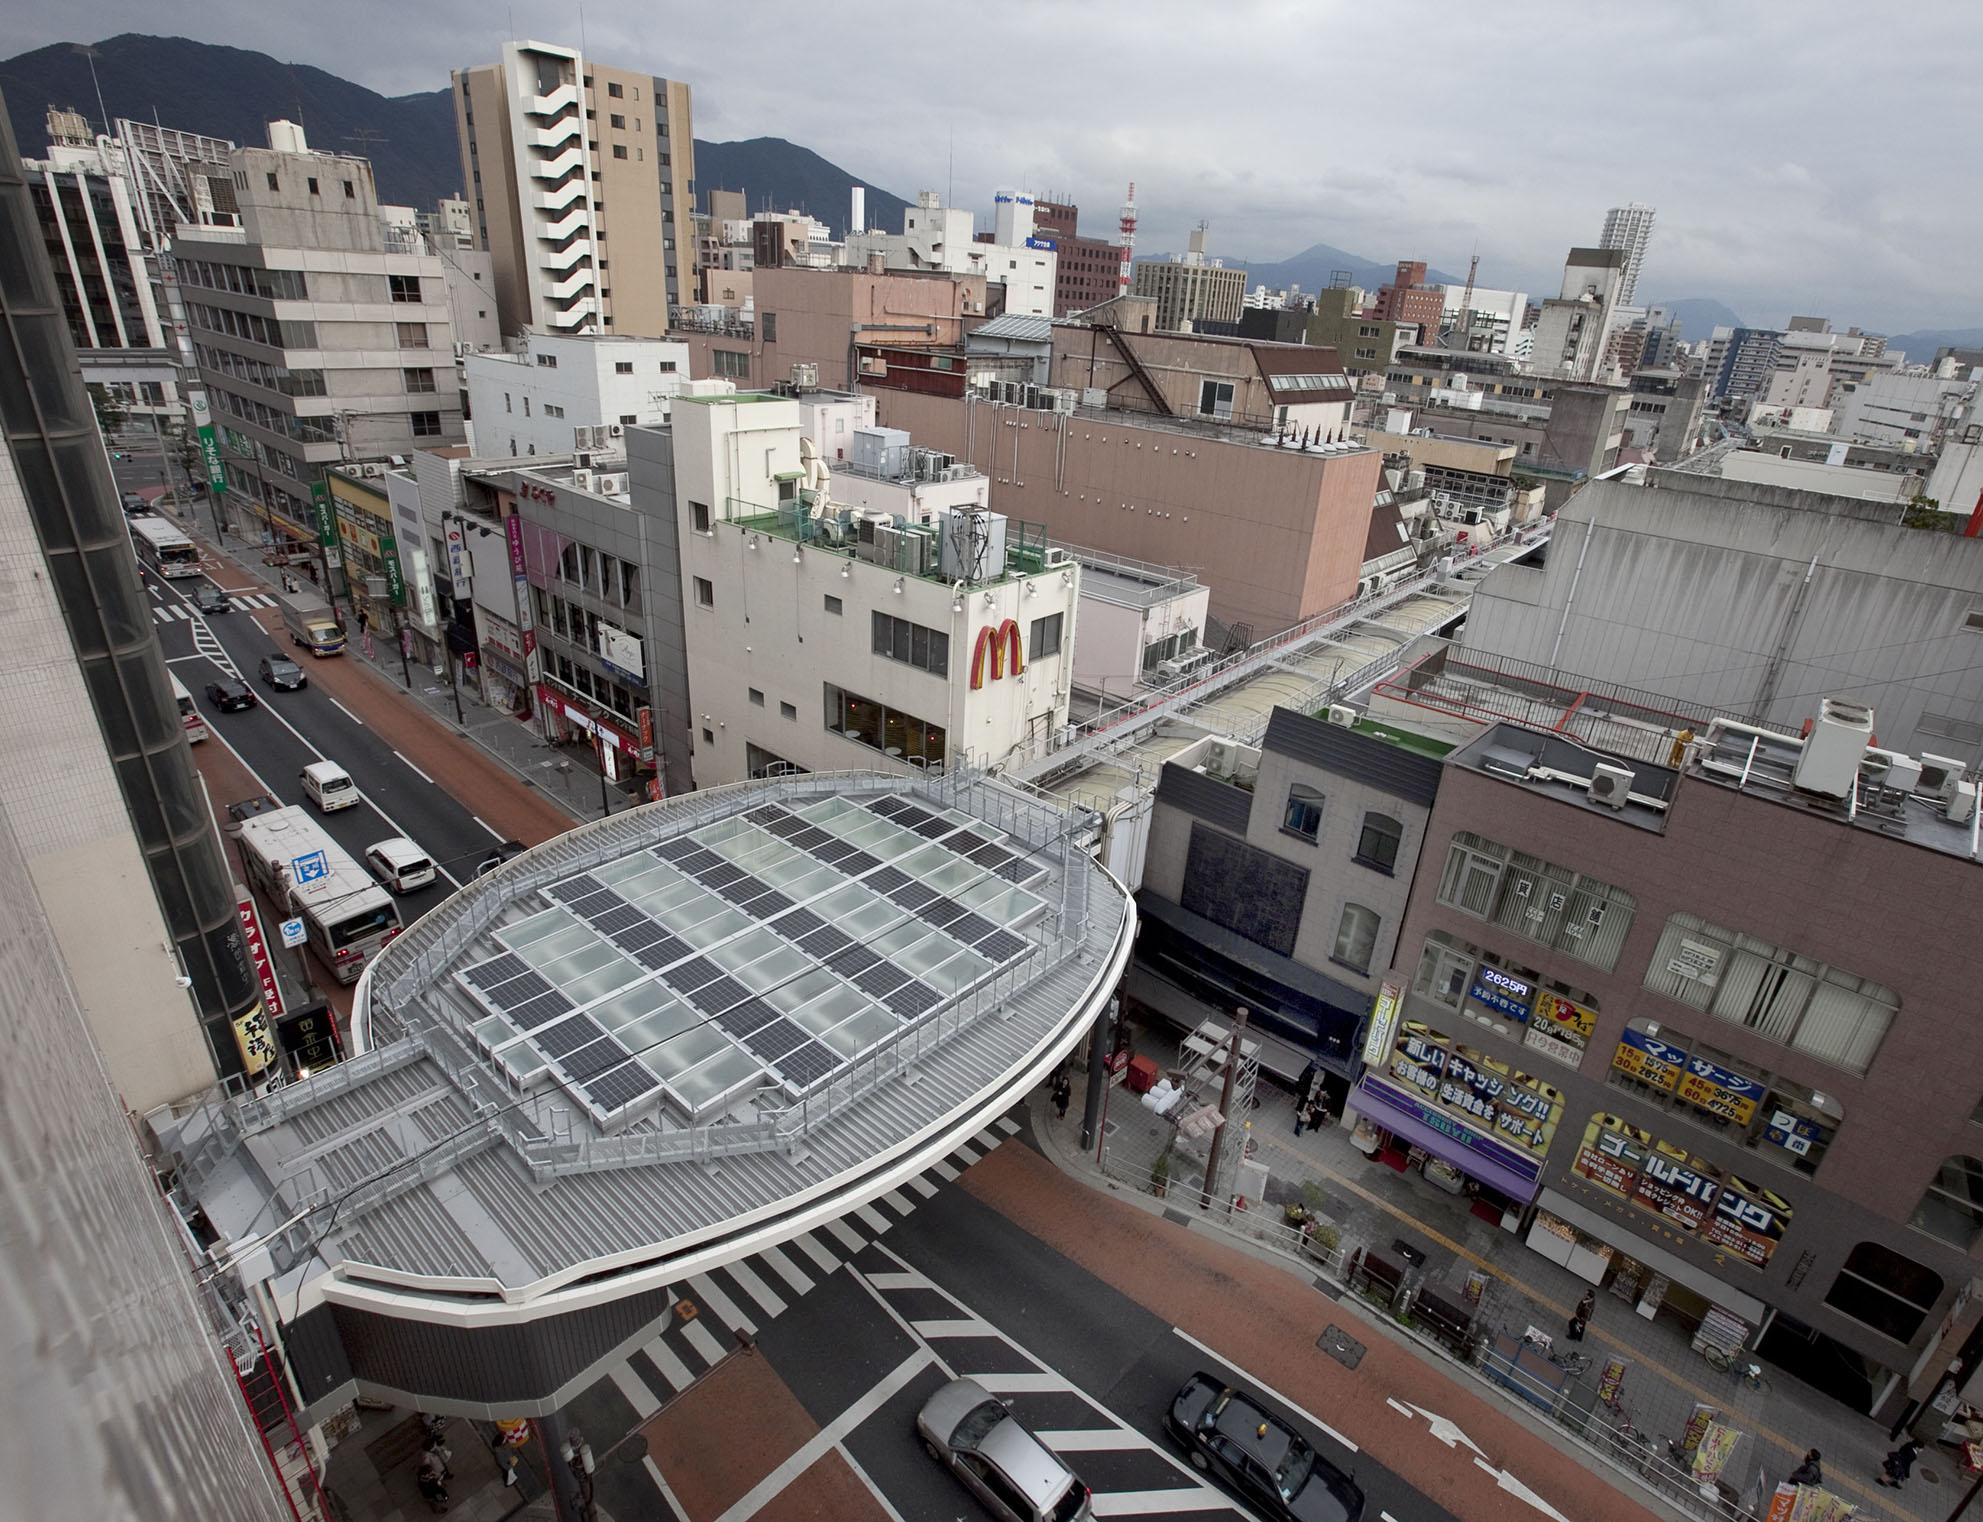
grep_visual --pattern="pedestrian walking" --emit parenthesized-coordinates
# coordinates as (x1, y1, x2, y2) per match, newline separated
(1877, 1439, 1922, 1489)
(1788, 1449, 1823, 1487)
(416, 1447, 450, 1512)
(1566, 1287, 1596, 1343)
(1051, 1071, 1071, 1120)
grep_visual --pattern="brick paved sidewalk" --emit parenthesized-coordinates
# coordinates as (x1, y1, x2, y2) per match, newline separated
(1038, 1045, 1933, 1522)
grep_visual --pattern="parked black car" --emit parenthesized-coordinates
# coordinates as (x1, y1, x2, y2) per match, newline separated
(204, 678, 257, 713)
(1164, 1373, 1363, 1522)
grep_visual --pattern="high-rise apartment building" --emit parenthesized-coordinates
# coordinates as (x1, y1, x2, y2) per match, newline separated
(1599, 202, 1656, 306)
(173, 121, 466, 545)
(1130, 226, 1246, 332)
(453, 40, 695, 338)
(1373, 260, 1446, 344)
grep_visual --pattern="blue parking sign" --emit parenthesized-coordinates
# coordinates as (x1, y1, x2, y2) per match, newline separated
(293, 850, 330, 884)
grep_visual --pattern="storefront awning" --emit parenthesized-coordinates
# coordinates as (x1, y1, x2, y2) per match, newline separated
(1345, 1077, 1544, 1204)
(1535, 1187, 1767, 1324)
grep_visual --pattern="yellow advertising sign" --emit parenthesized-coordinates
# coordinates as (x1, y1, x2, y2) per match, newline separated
(1611, 1038, 1681, 1091)
(232, 1001, 278, 1076)
(1534, 992, 1598, 1042)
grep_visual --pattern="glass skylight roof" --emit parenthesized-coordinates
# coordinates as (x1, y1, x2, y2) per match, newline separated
(453, 794, 1049, 1127)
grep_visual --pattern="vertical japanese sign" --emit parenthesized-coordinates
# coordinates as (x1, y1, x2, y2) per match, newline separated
(505, 513, 540, 680)
(186, 388, 227, 495)
(237, 895, 285, 1023)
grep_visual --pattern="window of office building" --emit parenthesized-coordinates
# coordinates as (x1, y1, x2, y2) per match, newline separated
(872, 611, 949, 675)
(1436, 831, 1635, 972)
(1198, 382, 1235, 421)
(712, 349, 749, 380)
(1912, 1156, 1983, 1249)
(403, 367, 436, 393)
(1029, 612, 1063, 660)
(409, 411, 442, 437)
(1282, 784, 1323, 842)
(694, 576, 713, 608)
(1641, 912, 1897, 1075)
(1333, 904, 1380, 975)
(396, 322, 429, 349)
(823, 684, 946, 770)
(1356, 812, 1403, 873)
(389, 274, 421, 303)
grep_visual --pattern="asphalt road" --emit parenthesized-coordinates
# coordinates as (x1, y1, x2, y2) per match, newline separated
(146, 564, 508, 943)
(747, 1181, 1465, 1522)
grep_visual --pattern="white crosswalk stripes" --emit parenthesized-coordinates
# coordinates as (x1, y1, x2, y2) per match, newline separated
(591, 1111, 1024, 1426)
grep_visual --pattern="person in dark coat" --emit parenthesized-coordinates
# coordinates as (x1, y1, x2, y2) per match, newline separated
(1568, 1289, 1596, 1342)
(1050, 1071, 1071, 1120)
(1788, 1450, 1823, 1487)
(1878, 1439, 1922, 1488)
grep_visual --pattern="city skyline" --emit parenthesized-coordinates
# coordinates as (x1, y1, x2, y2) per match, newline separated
(1, 1, 1976, 333)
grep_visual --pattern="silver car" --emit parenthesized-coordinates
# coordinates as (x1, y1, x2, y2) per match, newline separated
(916, 1377, 1092, 1522)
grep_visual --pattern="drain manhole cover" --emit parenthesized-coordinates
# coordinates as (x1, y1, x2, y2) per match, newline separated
(1920, 1464, 1941, 1486)
(619, 1434, 649, 1464)
(1317, 1325, 1365, 1370)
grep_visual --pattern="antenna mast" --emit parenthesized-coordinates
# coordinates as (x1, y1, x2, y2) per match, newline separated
(1116, 182, 1137, 297)
(1450, 252, 1478, 351)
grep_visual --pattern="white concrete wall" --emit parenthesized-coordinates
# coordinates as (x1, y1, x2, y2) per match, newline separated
(1718, 450, 1915, 502)
(466, 333, 689, 456)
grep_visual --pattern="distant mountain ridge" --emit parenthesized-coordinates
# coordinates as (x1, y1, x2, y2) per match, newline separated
(692, 137, 909, 241)
(1646, 298, 1747, 344)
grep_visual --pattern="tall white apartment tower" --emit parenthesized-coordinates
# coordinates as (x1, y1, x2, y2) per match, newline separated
(1599, 202, 1656, 306)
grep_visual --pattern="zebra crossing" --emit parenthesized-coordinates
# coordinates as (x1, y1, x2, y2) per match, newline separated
(151, 589, 280, 623)
(595, 1114, 1025, 1422)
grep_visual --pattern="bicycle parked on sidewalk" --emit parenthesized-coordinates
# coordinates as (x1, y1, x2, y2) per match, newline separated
(1701, 1342, 1772, 1393)
(1517, 1324, 1594, 1377)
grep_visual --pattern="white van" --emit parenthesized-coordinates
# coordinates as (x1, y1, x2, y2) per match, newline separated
(364, 837, 436, 893)
(300, 761, 359, 813)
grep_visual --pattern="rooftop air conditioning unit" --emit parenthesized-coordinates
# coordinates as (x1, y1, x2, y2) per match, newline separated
(1044, 547, 1071, 568)
(1326, 704, 1358, 728)
(791, 362, 819, 389)
(574, 450, 595, 471)
(572, 468, 594, 491)
(1050, 388, 1078, 414)
(1948, 780, 1979, 824)
(595, 473, 626, 495)
(1206, 741, 1234, 773)
(1588, 762, 1634, 809)
(1868, 752, 1922, 794)
(1791, 697, 1873, 799)
(607, 423, 626, 438)
(360, 462, 385, 478)
(1917, 753, 1966, 799)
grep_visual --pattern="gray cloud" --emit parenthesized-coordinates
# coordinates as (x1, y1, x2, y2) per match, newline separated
(9, 0, 1979, 331)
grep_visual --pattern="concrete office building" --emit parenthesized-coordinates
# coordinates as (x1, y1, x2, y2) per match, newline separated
(466, 331, 690, 456)
(843, 190, 1055, 318)
(1461, 472, 1983, 751)
(1068, 547, 1212, 701)
(1440, 284, 1530, 357)
(453, 40, 696, 337)
(1530, 247, 1628, 382)
(1033, 197, 1124, 316)
(1131, 227, 1247, 332)
(673, 392, 1079, 786)
(1373, 260, 1447, 345)
(0, 108, 267, 1101)
(1598, 202, 1656, 306)
(1620, 369, 1707, 463)
(173, 121, 467, 543)
(1833, 368, 1975, 450)
(1130, 710, 1447, 1101)
(159, 771, 1134, 1423)
(1306, 286, 1414, 378)
(1368, 699, 1983, 1417)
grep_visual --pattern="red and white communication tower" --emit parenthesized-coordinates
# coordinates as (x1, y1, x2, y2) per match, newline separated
(1116, 182, 1138, 296)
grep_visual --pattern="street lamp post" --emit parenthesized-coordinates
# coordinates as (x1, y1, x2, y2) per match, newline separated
(593, 731, 612, 816)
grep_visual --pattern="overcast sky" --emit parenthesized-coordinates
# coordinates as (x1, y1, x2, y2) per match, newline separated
(12, 1, 1979, 334)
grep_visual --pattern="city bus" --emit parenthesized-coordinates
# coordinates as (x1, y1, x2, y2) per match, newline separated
(129, 513, 201, 578)
(235, 805, 403, 984)
(169, 672, 208, 744)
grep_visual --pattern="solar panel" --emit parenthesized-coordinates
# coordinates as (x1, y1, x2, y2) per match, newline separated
(685, 975, 748, 1012)
(852, 962, 910, 997)
(777, 1041, 837, 1087)
(974, 928, 1029, 963)
(715, 997, 779, 1038)
(865, 796, 910, 818)
(666, 957, 721, 991)
(906, 814, 953, 840)
(698, 861, 747, 889)
(948, 830, 993, 854)
(798, 925, 854, 959)
(563, 1036, 630, 1080)
(480, 971, 555, 1013)
(544, 873, 606, 901)
(507, 991, 576, 1030)
(742, 1018, 807, 1063)
(590, 904, 648, 935)
(652, 837, 702, 863)
(712, 877, 762, 906)
(775, 907, 826, 939)
(882, 980, 940, 1016)
(583, 1062, 662, 1110)
(631, 941, 680, 970)
(462, 953, 527, 990)
(827, 943, 883, 977)
(809, 836, 855, 863)
(950, 911, 998, 945)
(965, 840, 1019, 870)
(838, 849, 882, 875)
(866, 865, 911, 894)
(994, 857, 1040, 884)
(747, 889, 796, 918)
(613, 921, 666, 952)
(536, 1014, 607, 1059)
(886, 879, 937, 910)
(917, 898, 967, 928)
(744, 805, 787, 827)
(762, 814, 807, 839)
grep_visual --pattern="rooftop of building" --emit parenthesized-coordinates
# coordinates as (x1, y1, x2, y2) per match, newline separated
(164, 773, 1130, 1305)
(1448, 720, 1678, 833)
(1066, 544, 1201, 609)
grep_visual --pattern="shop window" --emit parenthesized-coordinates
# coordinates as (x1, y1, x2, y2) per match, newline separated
(1824, 1243, 1943, 1343)
(823, 683, 946, 771)
(1282, 784, 1324, 842)
(1911, 1156, 1983, 1249)
(1355, 811, 1403, 873)
(1333, 904, 1379, 975)
(1412, 928, 1597, 1070)
(1641, 912, 1896, 1075)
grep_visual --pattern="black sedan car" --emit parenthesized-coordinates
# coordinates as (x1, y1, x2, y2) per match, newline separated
(192, 581, 231, 614)
(1165, 1373, 1363, 1522)
(258, 654, 307, 691)
(204, 678, 257, 713)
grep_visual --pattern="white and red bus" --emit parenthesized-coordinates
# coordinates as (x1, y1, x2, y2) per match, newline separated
(169, 672, 209, 743)
(130, 513, 201, 578)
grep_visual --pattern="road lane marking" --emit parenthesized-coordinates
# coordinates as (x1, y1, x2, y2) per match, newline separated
(823, 1218, 865, 1254)
(904, 1175, 938, 1199)
(723, 1258, 788, 1321)
(834, 1443, 909, 1522)
(687, 1272, 756, 1336)
(1035, 1430, 1149, 1452)
(642, 1455, 693, 1522)
(994, 1115, 1021, 1135)
(680, 1315, 727, 1365)
(879, 1188, 917, 1216)
(853, 1203, 891, 1235)
(328, 697, 363, 725)
(962, 1371, 1075, 1392)
(471, 814, 506, 839)
(394, 750, 435, 785)
(792, 1231, 841, 1274)
(1091, 1491, 1230, 1517)
(928, 1158, 961, 1182)
(709, 1349, 936, 1522)
(610, 1362, 659, 1419)
(909, 1317, 996, 1338)
(757, 1244, 815, 1297)
(865, 1270, 934, 1291)
(641, 1334, 694, 1391)
(1171, 1327, 1358, 1454)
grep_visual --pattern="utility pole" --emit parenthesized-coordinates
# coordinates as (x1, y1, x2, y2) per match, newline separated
(389, 604, 412, 688)
(593, 732, 612, 816)
(1200, 1005, 1249, 1211)
(444, 646, 465, 726)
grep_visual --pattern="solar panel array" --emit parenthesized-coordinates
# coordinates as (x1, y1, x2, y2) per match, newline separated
(452, 791, 1050, 1128)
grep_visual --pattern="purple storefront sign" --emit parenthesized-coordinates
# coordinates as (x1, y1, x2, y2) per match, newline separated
(1346, 1075, 1546, 1203)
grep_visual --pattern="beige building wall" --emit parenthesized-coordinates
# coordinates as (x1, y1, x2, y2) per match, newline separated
(591, 63, 668, 336)
(873, 390, 1381, 636)
(692, 266, 982, 390)
(1130, 260, 1247, 331)
(0, 448, 214, 1111)
(454, 63, 530, 338)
